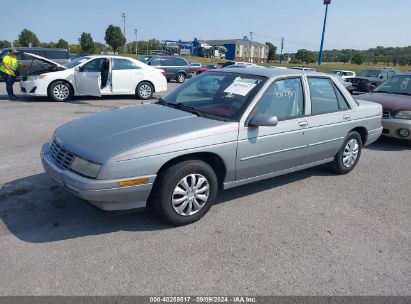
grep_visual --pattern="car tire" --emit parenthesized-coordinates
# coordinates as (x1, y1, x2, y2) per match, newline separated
(48, 81, 73, 102)
(331, 131, 362, 174)
(153, 160, 218, 226)
(136, 82, 154, 100)
(176, 72, 186, 83)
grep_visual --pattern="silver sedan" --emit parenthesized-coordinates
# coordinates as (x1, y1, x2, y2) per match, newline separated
(41, 68, 383, 225)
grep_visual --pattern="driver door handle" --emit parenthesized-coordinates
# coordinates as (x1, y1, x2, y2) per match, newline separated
(298, 121, 308, 128)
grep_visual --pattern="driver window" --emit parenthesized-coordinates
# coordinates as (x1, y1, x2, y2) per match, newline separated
(81, 58, 105, 72)
(255, 78, 304, 120)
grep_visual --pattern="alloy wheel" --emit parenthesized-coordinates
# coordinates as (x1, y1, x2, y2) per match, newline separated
(139, 84, 152, 99)
(53, 84, 69, 101)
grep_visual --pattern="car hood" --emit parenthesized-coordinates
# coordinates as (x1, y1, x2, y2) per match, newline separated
(24, 52, 67, 70)
(55, 104, 231, 164)
(356, 92, 411, 113)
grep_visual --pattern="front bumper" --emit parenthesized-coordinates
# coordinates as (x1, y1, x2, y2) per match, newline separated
(20, 79, 47, 97)
(41, 144, 156, 210)
(382, 119, 411, 140)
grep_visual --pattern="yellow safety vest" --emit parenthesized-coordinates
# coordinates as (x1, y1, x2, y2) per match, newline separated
(0, 55, 19, 76)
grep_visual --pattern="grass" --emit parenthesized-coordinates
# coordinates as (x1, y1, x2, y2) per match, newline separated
(121, 54, 410, 73)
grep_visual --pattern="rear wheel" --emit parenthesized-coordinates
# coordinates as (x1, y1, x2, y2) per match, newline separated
(136, 82, 153, 100)
(153, 160, 218, 226)
(48, 81, 73, 102)
(331, 131, 362, 174)
(176, 72, 186, 83)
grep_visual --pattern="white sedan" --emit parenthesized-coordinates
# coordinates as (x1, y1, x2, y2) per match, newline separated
(20, 53, 167, 102)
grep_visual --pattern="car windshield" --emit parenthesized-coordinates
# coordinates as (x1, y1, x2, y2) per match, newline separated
(161, 71, 267, 121)
(374, 75, 411, 95)
(64, 56, 90, 68)
(358, 70, 381, 77)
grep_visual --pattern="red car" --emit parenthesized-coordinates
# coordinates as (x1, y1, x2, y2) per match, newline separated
(358, 74, 411, 140)
(196, 64, 220, 75)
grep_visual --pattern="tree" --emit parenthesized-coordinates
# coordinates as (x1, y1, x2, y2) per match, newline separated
(18, 29, 40, 47)
(56, 39, 69, 49)
(0, 40, 11, 48)
(265, 42, 277, 63)
(351, 53, 366, 65)
(78, 32, 95, 53)
(295, 49, 316, 63)
(105, 25, 126, 53)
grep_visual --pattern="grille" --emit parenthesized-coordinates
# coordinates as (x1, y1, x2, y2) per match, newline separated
(49, 139, 75, 170)
(382, 111, 390, 119)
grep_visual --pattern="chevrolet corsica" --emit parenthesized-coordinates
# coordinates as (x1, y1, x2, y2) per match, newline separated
(41, 69, 383, 225)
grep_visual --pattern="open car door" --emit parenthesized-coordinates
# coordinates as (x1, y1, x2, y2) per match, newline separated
(74, 58, 105, 97)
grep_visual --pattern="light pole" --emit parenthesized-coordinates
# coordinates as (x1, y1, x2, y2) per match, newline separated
(134, 29, 138, 57)
(121, 12, 126, 54)
(249, 31, 253, 62)
(318, 0, 331, 65)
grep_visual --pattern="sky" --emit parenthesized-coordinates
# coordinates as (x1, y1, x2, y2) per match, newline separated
(4, 0, 411, 52)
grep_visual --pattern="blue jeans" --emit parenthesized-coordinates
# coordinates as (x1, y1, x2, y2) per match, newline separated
(0, 71, 16, 96)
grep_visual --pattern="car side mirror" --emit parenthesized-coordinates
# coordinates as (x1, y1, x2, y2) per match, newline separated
(249, 113, 278, 127)
(368, 84, 376, 92)
(379, 75, 384, 79)
(75, 66, 81, 72)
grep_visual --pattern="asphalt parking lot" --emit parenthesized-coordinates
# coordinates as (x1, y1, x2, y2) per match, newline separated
(0, 81, 410, 296)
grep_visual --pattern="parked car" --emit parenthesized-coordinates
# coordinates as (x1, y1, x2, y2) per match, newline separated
(329, 70, 356, 80)
(139, 55, 192, 83)
(334, 75, 355, 93)
(269, 66, 287, 69)
(291, 67, 317, 72)
(196, 64, 219, 75)
(20, 53, 167, 102)
(189, 62, 203, 73)
(345, 68, 401, 93)
(0, 47, 70, 79)
(356, 74, 411, 140)
(41, 68, 382, 225)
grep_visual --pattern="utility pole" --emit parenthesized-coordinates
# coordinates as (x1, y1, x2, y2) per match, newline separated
(121, 12, 126, 54)
(249, 31, 253, 62)
(134, 29, 138, 57)
(280, 37, 284, 63)
(318, 0, 331, 65)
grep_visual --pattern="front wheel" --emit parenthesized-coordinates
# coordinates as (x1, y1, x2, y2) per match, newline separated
(48, 81, 73, 102)
(176, 72, 186, 83)
(136, 82, 153, 100)
(153, 160, 218, 226)
(331, 131, 362, 174)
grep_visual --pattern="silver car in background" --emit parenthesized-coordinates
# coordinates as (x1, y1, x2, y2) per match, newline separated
(41, 69, 383, 225)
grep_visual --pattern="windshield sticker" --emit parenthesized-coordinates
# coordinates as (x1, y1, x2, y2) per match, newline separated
(224, 78, 257, 96)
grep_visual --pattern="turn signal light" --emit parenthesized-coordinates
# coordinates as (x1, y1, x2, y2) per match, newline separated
(119, 178, 150, 187)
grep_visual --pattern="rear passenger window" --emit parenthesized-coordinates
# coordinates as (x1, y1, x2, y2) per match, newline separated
(113, 58, 139, 70)
(160, 58, 175, 66)
(308, 78, 340, 115)
(45, 50, 69, 59)
(174, 58, 188, 66)
(255, 78, 304, 120)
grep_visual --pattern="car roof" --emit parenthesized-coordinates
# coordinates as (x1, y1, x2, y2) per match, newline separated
(211, 67, 329, 78)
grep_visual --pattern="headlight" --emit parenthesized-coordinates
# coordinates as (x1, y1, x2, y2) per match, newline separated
(395, 111, 411, 120)
(70, 157, 101, 178)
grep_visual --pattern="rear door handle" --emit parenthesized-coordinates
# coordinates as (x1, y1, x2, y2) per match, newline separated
(298, 121, 308, 128)
(343, 114, 350, 121)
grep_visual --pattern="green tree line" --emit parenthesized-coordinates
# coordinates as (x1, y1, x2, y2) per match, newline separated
(0, 28, 162, 55)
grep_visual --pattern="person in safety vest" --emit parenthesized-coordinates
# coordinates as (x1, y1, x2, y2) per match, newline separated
(0, 48, 23, 100)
